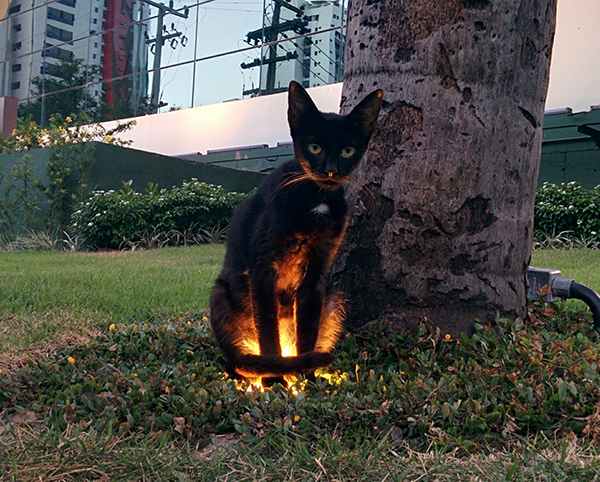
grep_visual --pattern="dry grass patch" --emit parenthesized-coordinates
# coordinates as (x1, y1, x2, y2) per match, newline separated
(0, 312, 100, 374)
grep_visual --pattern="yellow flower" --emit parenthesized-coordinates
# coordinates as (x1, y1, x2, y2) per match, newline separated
(202, 316, 208, 322)
(294, 415, 300, 422)
(66, 116, 72, 123)
(186, 350, 194, 355)
(109, 323, 116, 331)
(445, 334, 451, 341)
(132, 119, 137, 125)
(11, 129, 17, 136)
(104, 135, 113, 143)
(165, 385, 170, 393)
(67, 356, 75, 365)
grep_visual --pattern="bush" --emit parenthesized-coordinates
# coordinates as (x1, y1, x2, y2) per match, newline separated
(71, 179, 248, 249)
(534, 182, 600, 243)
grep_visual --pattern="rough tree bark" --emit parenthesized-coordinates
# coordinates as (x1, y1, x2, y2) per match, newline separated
(332, 0, 558, 336)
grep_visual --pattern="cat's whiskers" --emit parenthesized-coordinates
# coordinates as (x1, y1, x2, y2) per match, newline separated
(343, 176, 374, 199)
(273, 172, 312, 196)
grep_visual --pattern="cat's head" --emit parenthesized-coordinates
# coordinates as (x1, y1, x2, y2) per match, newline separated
(287, 81, 383, 190)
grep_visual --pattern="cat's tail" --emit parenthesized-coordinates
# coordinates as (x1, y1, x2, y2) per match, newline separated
(232, 351, 334, 378)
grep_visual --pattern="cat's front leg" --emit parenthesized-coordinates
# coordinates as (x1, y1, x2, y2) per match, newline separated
(296, 261, 326, 355)
(249, 266, 282, 357)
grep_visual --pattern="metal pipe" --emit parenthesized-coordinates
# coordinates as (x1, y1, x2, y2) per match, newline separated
(569, 281, 600, 331)
(527, 267, 600, 331)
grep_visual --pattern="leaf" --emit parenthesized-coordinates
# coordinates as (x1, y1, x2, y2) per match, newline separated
(506, 460, 520, 480)
(442, 403, 451, 419)
(558, 381, 568, 401)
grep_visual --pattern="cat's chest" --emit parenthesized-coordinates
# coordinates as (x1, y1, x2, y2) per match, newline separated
(309, 203, 330, 216)
(273, 235, 314, 293)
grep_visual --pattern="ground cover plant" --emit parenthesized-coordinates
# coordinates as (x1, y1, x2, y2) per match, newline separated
(1, 246, 600, 480)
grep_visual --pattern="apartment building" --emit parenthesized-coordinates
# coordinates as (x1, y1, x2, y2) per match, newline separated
(0, 0, 105, 101)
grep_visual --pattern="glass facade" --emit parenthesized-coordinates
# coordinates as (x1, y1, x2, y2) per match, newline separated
(0, 0, 346, 125)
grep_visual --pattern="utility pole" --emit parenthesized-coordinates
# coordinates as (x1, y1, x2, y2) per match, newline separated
(265, 0, 281, 93)
(143, 0, 189, 113)
(241, 0, 307, 96)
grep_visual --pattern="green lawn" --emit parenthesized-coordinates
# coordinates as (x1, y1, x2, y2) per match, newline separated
(1, 246, 600, 480)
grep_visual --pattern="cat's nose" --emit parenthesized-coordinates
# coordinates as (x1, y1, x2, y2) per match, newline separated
(325, 167, 337, 178)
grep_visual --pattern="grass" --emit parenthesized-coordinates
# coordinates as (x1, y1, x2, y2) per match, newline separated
(0, 245, 222, 369)
(1, 246, 600, 480)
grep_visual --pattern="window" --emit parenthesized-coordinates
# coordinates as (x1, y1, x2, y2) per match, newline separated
(43, 43, 73, 61)
(47, 25, 73, 42)
(11, 81, 20, 90)
(58, 0, 76, 7)
(8, 4, 21, 15)
(41, 62, 62, 77)
(13, 24, 22, 32)
(48, 7, 75, 26)
(12, 42, 22, 51)
(12, 63, 21, 72)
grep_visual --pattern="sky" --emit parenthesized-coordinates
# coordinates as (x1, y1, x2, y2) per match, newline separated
(545, 0, 600, 112)
(151, 0, 600, 114)
(0, 0, 597, 114)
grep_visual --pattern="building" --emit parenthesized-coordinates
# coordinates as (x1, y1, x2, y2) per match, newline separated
(0, 0, 105, 101)
(0, 0, 150, 118)
(300, 0, 344, 89)
(102, 0, 150, 116)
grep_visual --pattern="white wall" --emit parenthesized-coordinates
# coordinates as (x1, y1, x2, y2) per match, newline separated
(104, 82, 343, 157)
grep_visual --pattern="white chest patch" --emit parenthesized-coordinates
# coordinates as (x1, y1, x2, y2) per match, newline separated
(311, 203, 330, 215)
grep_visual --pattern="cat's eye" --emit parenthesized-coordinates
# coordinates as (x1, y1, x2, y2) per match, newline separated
(341, 146, 356, 158)
(308, 143, 323, 155)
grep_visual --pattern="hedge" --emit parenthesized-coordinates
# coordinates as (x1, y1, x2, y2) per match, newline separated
(70, 180, 248, 249)
(534, 182, 600, 242)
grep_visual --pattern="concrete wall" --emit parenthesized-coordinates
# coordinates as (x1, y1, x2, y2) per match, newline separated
(100, 83, 344, 157)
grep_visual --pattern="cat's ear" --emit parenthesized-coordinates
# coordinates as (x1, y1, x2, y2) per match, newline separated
(347, 89, 384, 140)
(288, 81, 320, 133)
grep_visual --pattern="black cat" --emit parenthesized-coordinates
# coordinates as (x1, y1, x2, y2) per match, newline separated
(210, 81, 383, 383)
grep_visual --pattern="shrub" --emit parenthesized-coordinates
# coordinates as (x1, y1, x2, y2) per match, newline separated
(71, 179, 248, 249)
(534, 182, 600, 243)
(0, 114, 136, 238)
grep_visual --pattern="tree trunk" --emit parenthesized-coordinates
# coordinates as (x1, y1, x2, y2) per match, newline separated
(333, 0, 557, 336)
